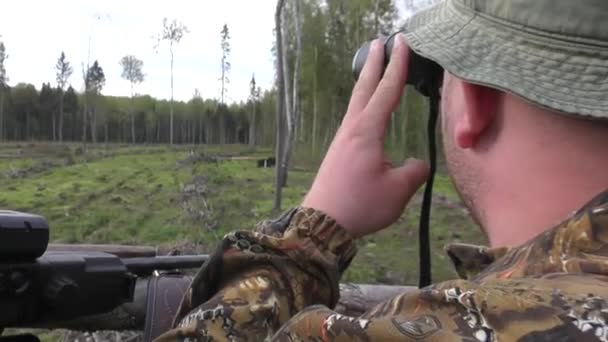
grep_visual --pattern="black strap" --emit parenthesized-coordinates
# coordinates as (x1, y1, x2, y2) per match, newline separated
(418, 90, 440, 288)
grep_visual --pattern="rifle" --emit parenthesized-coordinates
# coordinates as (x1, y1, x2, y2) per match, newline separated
(0, 211, 415, 341)
(0, 211, 207, 338)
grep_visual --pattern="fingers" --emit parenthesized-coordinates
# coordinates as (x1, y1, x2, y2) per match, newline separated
(364, 35, 409, 137)
(388, 158, 429, 203)
(346, 39, 386, 115)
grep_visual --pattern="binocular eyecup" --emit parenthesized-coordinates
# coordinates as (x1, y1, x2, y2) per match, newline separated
(351, 32, 443, 97)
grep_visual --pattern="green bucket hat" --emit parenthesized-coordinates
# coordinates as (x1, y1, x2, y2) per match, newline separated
(403, 0, 608, 119)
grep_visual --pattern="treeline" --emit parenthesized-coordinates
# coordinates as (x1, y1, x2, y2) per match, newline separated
(0, 80, 278, 146)
(0, 0, 435, 159)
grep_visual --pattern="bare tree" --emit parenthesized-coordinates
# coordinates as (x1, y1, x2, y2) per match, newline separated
(248, 74, 258, 147)
(274, 0, 287, 211)
(283, 0, 303, 178)
(55, 51, 73, 142)
(220, 24, 231, 104)
(0, 40, 7, 142)
(119, 55, 145, 144)
(273, 0, 303, 210)
(155, 18, 189, 145)
(85, 61, 105, 144)
(218, 24, 231, 145)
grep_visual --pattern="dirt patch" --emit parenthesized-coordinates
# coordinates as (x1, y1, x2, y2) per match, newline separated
(180, 175, 217, 231)
(176, 151, 220, 168)
(4, 160, 62, 179)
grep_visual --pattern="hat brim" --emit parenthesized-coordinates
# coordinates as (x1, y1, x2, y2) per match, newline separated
(403, 0, 608, 119)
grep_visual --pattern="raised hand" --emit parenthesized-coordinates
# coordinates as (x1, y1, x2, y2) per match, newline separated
(302, 35, 429, 239)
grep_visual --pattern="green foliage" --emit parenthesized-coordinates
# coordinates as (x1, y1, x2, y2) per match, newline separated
(0, 41, 7, 87)
(63, 86, 78, 115)
(119, 55, 145, 87)
(55, 52, 73, 91)
(86, 61, 105, 94)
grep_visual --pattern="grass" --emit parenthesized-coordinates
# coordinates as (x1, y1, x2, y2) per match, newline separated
(0, 142, 486, 337)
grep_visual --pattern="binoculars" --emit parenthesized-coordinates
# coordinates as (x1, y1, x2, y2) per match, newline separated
(351, 32, 443, 97)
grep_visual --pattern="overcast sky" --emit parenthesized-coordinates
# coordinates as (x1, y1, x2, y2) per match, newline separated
(0, 0, 278, 103)
(0, 1, 415, 104)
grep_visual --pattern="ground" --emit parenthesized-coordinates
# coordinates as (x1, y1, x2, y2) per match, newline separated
(0, 142, 486, 340)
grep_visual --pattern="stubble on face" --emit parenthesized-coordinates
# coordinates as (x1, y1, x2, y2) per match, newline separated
(440, 76, 488, 237)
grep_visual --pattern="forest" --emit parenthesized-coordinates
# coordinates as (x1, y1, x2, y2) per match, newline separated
(0, 0, 435, 159)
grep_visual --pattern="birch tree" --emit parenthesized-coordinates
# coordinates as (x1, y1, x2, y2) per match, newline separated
(248, 74, 258, 147)
(273, 0, 287, 211)
(119, 55, 145, 144)
(55, 51, 73, 142)
(155, 18, 189, 145)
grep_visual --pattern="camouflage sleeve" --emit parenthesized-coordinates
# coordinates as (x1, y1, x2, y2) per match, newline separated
(271, 276, 608, 341)
(153, 207, 357, 341)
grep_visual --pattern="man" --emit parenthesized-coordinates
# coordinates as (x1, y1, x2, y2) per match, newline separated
(157, 0, 608, 340)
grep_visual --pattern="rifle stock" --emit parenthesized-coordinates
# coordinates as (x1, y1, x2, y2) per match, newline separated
(27, 277, 415, 331)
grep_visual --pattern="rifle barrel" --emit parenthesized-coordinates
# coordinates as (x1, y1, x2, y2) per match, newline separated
(48, 244, 158, 258)
(123, 255, 209, 275)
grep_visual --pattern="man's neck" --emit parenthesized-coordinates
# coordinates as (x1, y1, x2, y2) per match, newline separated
(482, 139, 608, 248)
(484, 157, 608, 247)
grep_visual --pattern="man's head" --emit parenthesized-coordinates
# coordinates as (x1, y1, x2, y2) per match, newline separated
(440, 72, 608, 244)
(400, 0, 608, 246)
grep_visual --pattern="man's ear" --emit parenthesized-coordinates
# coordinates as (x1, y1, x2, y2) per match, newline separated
(454, 82, 500, 149)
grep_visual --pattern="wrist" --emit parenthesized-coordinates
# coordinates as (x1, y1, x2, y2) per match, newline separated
(301, 193, 360, 239)
(291, 206, 357, 274)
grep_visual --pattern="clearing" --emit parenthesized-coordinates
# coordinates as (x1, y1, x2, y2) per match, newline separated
(0, 142, 485, 285)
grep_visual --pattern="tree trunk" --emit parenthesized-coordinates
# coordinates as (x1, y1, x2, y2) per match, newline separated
(26, 110, 31, 141)
(130, 85, 136, 145)
(205, 119, 213, 144)
(0, 91, 5, 142)
(50, 112, 56, 141)
(249, 102, 256, 148)
(59, 92, 65, 142)
(221, 62, 226, 105)
(90, 105, 97, 144)
(198, 117, 203, 144)
(104, 120, 109, 145)
(280, 6, 292, 189)
(170, 48, 175, 145)
(280, 0, 303, 188)
(191, 122, 195, 145)
(82, 103, 88, 146)
(156, 118, 161, 143)
(273, 0, 287, 211)
(219, 113, 226, 145)
(298, 103, 304, 143)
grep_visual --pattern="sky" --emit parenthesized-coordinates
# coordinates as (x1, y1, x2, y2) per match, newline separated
(0, 0, 278, 104)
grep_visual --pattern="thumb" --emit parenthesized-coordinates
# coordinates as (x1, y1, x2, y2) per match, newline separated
(388, 158, 430, 202)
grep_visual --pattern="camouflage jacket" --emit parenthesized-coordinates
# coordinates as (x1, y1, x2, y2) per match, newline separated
(156, 190, 608, 341)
